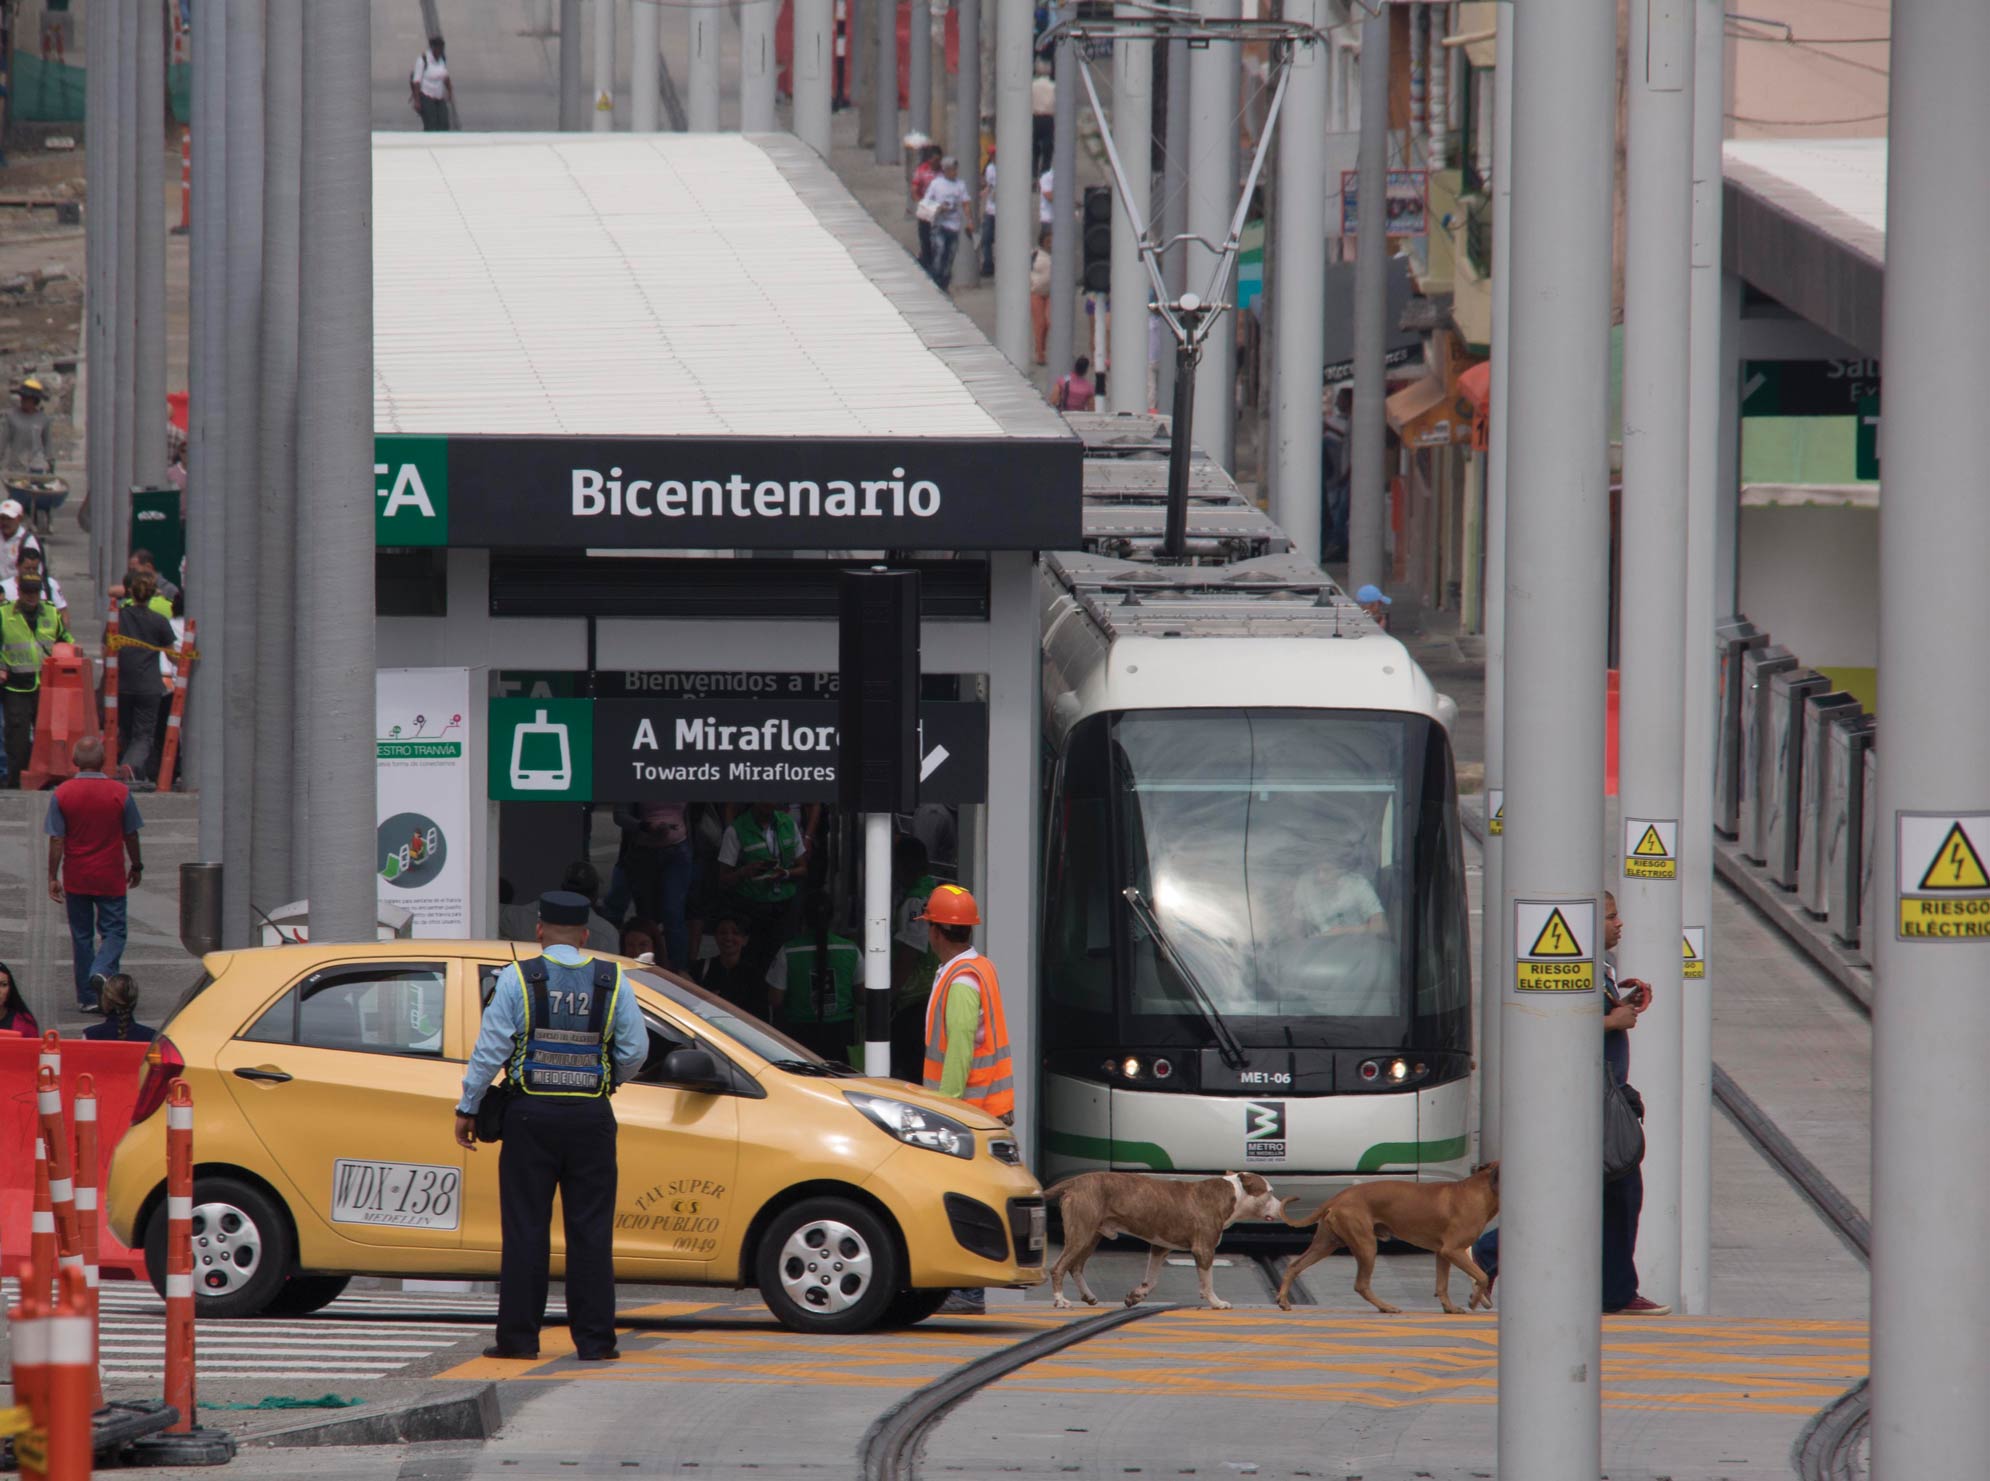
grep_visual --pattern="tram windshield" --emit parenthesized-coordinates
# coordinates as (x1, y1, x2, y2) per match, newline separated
(1043, 708, 1469, 1051)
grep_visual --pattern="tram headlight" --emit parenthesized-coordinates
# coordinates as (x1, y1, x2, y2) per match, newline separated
(844, 1093, 975, 1160)
(1121, 1057, 1143, 1080)
(1388, 1059, 1410, 1083)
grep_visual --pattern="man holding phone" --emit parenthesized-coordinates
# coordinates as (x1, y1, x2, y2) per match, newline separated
(717, 802, 808, 973)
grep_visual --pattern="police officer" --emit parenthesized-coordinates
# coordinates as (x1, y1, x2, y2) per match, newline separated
(455, 891, 647, 1361)
(0, 572, 68, 784)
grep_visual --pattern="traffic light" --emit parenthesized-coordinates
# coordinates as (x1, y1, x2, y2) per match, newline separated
(1083, 185, 1113, 294)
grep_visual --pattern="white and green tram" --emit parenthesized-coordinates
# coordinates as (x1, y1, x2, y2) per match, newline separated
(1037, 416, 1475, 1210)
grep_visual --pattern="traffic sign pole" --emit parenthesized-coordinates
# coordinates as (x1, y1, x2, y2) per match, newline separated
(1870, 2, 1990, 1472)
(1498, 0, 1614, 1471)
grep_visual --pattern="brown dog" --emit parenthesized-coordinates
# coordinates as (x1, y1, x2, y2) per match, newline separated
(1274, 1162, 1500, 1313)
(1045, 1171, 1286, 1310)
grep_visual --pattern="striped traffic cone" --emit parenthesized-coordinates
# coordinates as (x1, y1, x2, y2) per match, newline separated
(71, 1074, 103, 1413)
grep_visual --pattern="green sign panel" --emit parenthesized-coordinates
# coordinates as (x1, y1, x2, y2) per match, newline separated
(375, 435, 449, 546)
(489, 698, 593, 802)
(1740, 359, 1880, 418)
(1856, 393, 1881, 481)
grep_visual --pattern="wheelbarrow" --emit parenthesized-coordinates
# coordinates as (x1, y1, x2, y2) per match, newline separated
(5, 472, 70, 536)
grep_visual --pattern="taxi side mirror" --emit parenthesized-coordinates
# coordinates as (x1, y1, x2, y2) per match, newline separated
(661, 1048, 727, 1094)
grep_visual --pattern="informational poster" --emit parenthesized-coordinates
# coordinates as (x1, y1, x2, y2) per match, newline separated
(377, 668, 478, 937)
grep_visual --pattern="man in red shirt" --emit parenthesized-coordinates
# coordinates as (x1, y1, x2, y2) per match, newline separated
(47, 735, 144, 1014)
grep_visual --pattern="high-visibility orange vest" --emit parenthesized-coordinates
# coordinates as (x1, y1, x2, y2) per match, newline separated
(921, 953, 1014, 1119)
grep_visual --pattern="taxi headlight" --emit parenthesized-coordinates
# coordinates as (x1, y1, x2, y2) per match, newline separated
(845, 1093, 976, 1160)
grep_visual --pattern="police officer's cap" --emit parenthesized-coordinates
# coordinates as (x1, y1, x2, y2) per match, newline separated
(538, 890, 591, 926)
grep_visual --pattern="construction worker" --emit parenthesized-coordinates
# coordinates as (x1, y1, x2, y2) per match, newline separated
(917, 882, 1014, 1315)
(0, 573, 69, 785)
(454, 891, 648, 1363)
(0, 378, 54, 475)
(918, 884, 1013, 1122)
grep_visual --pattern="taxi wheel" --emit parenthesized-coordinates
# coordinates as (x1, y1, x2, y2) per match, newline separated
(756, 1197, 902, 1335)
(266, 1275, 353, 1317)
(143, 1176, 295, 1319)
(879, 1287, 951, 1328)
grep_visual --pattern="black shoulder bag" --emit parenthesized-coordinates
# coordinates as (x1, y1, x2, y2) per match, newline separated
(473, 959, 544, 1143)
(1603, 1067, 1646, 1182)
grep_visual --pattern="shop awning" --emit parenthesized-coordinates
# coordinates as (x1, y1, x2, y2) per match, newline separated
(1386, 374, 1467, 449)
(1457, 359, 1491, 449)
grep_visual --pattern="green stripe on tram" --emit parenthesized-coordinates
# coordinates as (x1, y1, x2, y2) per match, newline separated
(1355, 1135, 1471, 1173)
(1043, 1130, 1177, 1171)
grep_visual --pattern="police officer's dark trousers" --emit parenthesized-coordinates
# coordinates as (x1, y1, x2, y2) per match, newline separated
(497, 1094, 620, 1357)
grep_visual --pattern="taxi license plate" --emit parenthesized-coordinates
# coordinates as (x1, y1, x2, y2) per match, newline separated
(331, 1159, 463, 1231)
(1029, 1205, 1046, 1252)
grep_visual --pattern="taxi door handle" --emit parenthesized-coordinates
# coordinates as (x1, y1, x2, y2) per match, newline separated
(233, 1066, 292, 1084)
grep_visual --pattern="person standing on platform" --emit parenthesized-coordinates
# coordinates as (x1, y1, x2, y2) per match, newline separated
(410, 36, 454, 131)
(1031, 64, 1055, 177)
(767, 891, 861, 1063)
(46, 736, 142, 1013)
(113, 570, 176, 782)
(919, 158, 975, 293)
(1, 571, 67, 781)
(83, 973, 156, 1042)
(455, 891, 648, 1363)
(718, 802, 807, 968)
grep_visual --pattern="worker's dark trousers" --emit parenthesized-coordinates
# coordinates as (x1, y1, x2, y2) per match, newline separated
(497, 1094, 620, 1358)
(1, 687, 36, 784)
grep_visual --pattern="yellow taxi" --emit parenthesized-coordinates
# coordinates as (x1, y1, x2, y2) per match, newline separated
(106, 940, 1045, 1333)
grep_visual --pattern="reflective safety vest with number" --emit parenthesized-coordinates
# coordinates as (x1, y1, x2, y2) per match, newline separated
(510, 955, 623, 1097)
(921, 954, 1014, 1118)
(729, 811, 804, 903)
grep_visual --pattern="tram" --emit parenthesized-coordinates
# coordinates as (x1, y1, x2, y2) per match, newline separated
(1037, 413, 1474, 1208)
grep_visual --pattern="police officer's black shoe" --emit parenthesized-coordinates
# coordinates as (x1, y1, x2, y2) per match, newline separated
(576, 1348, 621, 1362)
(481, 1345, 540, 1360)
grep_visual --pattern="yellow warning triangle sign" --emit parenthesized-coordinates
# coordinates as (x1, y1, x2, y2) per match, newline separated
(1682, 934, 1699, 961)
(1632, 824, 1670, 859)
(1528, 908, 1584, 958)
(1919, 822, 1990, 891)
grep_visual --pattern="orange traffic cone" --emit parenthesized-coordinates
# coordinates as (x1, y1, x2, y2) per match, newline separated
(22, 644, 101, 792)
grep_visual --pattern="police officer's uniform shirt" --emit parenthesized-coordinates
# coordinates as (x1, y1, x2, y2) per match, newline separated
(457, 944, 649, 1113)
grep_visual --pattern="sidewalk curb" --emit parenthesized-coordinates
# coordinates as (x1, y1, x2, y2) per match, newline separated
(246, 1384, 501, 1449)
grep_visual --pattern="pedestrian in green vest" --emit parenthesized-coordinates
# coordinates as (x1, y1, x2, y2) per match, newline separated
(0, 574, 68, 785)
(719, 802, 808, 971)
(767, 891, 860, 1064)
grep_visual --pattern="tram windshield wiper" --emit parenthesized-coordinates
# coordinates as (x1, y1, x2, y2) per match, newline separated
(1121, 887, 1249, 1069)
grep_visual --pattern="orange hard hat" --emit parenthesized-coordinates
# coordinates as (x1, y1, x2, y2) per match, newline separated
(915, 883, 982, 927)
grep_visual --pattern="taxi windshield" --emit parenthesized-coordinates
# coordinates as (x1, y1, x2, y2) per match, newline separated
(626, 967, 827, 1068)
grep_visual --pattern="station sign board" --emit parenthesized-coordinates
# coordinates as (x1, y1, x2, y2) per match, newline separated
(376, 434, 1084, 551)
(490, 697, 988, 806)
(496, 671, 841, 701)
(1739, 359, 1880, 418)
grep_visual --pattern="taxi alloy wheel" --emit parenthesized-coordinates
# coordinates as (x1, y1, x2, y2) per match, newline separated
(757, 1196, 902, 1334)
(144, 1174, 295, 1319)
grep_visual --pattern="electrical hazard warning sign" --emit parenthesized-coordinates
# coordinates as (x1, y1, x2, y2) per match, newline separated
(1487, 789, 1504, 837)
(1897, 813, 1990, 941)
(1682, 926, 1706, 980)
(1514, 899, 1596, 992)
(1623, 818, 1678, 880)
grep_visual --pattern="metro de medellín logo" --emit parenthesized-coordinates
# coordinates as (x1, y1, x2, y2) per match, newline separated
(1245, 1102, 1286, 1162)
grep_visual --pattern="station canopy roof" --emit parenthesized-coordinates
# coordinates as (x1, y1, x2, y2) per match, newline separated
(371, 133, 1079, 552)
(1723, 137, 1884, 359)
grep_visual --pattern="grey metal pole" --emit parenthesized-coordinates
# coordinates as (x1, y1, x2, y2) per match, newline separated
(1106, 3, 1150, 412)
(1677, 0, 1724, 1316)
(84, 0, 110, 595)
(743, 0, 776, 132)
(1871, 3, 1990, 1473)
(254, 0, 303, 912)
(875, 0, 900, 162)
(863, 812, 892, 1075)
(793, 0, 832, 152)
(854, 0, 874, 148)
(222, 0, 265, 950)
(1498, 0, 1614, 1470)
(192, 0, 227, 862)
(1345, 4, 1387, 593)
(953, 0, 982, 289)
(1270, 0, 1327, 562)
(134, 0, 166, 493)
(1477, 0, 1514, 1162)
(1186, 0, 1238, 471)
(1047, 7, 1077, 378)
(689, 0, 721, 130)
(560, 0, 585, 130)
(994, 0, 1032, 368)
(1154, 36, 1187, 410)
(632, 0, 662, 132)
(298, 0, 378, 945)
(1614, 0, 1694, 1311)
(113, 0, 137, 586)
(593, 0, 616, 129)
(908, 0, 932, 138)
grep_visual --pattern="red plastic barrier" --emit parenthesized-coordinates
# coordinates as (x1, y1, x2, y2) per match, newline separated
(2, 1037, 154, 1281)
